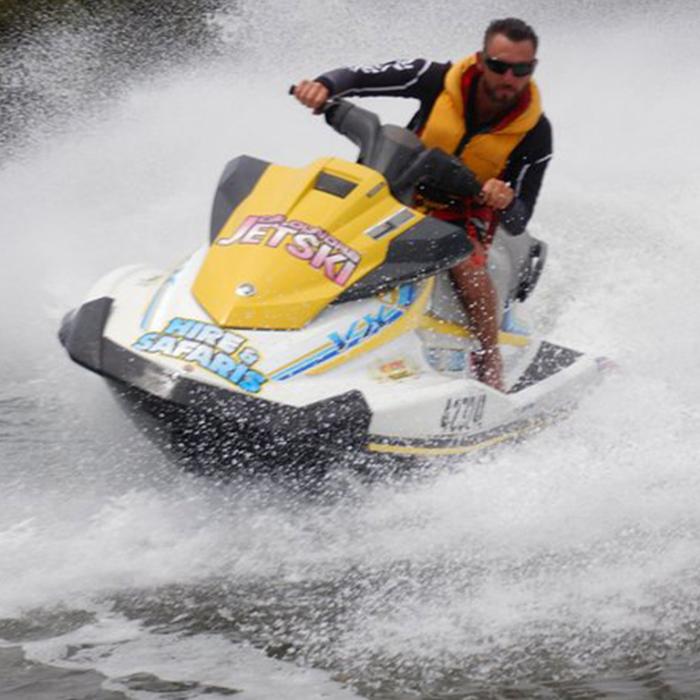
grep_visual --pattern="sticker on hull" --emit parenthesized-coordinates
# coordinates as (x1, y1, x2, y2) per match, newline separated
(132, 317, 267, 393)
(372, 357, 418, 381)
(270, 283, 418, 382)
(270, 304, 404, 382)
(440, 394, 487, 433)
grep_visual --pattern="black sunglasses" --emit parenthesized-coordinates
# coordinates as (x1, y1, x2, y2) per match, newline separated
(484, 56, 536, 77)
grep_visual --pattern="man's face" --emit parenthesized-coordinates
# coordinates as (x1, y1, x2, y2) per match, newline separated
(477, 33, 537, 108)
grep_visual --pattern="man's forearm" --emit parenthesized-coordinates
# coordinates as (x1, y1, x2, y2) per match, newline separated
(315, 59, 447, 101)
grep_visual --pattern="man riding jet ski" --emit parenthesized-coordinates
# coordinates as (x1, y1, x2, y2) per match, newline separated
(59, 49, 607, 467)
(294, 17, 551, 391)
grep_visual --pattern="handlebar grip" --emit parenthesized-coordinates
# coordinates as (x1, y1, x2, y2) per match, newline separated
(289, 84, 335, 115)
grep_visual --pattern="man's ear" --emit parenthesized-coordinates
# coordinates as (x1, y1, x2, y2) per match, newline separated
(476, 50, 485, 72)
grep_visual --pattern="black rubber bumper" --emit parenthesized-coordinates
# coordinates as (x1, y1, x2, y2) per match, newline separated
(58, 297, 372, 451)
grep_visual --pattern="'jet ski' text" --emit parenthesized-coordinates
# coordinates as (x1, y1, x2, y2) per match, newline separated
(217, 214, 361, 286)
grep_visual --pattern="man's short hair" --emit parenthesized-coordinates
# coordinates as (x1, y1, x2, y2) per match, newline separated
(484, 18, 538, 52)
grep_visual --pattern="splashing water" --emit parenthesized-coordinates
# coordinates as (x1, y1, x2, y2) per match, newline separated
(2, 2, 700, 697)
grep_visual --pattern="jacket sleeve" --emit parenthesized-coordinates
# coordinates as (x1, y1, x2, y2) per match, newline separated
(500, 115, 553, 235)
(315, 59, 448, 102)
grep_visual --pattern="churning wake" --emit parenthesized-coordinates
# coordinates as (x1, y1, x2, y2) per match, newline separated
(2, 1, 700, 697)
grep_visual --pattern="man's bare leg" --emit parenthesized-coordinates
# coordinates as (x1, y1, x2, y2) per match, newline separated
(450, 260, 505, 391)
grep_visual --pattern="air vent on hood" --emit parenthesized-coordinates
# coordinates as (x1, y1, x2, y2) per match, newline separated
(314, 172, 357, 198)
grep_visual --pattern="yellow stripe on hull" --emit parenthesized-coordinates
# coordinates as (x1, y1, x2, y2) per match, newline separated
(419, 313, 530, 348)
(365, 405, 576, 457)
(366, 426, 531, 457)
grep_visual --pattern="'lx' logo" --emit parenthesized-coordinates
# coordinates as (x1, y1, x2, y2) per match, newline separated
(328, 305, 404, 351)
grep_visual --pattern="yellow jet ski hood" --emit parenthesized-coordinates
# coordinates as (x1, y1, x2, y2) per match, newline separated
(193, 155, 471, 331)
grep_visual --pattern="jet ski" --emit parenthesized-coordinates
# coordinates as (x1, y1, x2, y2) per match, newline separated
(59, 99, 610, 469)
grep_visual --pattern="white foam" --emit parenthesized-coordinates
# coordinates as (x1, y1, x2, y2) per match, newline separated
(16, 610, 359, 699)
(2, 0, 700, 685)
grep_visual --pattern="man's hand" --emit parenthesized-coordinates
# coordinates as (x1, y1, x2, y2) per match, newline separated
(292, 80, 330, 111)
(479, 178, 514, 210)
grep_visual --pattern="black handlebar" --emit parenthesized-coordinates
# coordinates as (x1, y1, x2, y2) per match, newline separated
(290, 87, 481, 202)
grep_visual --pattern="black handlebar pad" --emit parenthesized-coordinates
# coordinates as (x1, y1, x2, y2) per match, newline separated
(393, 148, 482, 200)
(293, 93, 481, 201)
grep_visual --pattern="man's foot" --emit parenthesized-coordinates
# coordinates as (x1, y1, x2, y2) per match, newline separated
(476, 347, 505, 392)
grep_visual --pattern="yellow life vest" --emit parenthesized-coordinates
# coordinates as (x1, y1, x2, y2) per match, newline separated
(419, 54, 543, 184)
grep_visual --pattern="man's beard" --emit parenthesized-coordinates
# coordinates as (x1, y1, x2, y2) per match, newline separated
(483, 80, 521, 109)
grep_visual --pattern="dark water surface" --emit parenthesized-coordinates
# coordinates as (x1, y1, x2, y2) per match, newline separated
(3, 1, 700, 698)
